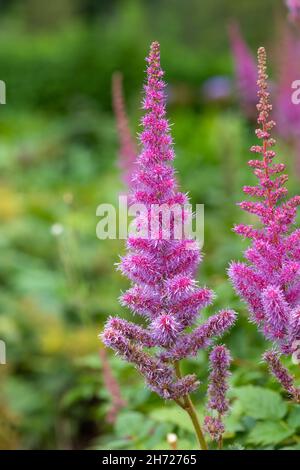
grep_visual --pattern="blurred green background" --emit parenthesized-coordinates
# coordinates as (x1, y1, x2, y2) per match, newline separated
(0, 0, 300, 450)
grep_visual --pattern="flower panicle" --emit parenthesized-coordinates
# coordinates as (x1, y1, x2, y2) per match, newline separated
(229, 47, 300, 399)
(102, 42, 236, 402)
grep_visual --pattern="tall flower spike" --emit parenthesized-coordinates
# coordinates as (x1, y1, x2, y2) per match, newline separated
(229, 47, 300, 397)
(112, 72, 137, 186)
(102, 42, 236, 449)
(228, 22, 257, 120)
(204, 346, 231, 444)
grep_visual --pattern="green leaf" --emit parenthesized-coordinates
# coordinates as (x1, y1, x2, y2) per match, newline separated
(223, 413, 244, 436)
(247, 421, 295, 446)
(280, 444, 300, 450)
(226, 444, 245, 450)
(223, 401, 244, 437)
(287, 404, 300, 430)
(95, 438, 132, 450)
(232, 386, 287, 420)
(150, 406, 195, 433)
(146, 423, 173, 449)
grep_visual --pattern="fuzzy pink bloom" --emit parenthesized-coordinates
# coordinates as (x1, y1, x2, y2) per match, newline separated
(102, 42, 236, 400)
(160, 310, 236, 362)
(112, 72, 137, 186)
(207, 345, 231, 415)
(229, 47, 300, 357)
(289, 306, 300, 345)
(228, 22, 257, 119)
(263, 349, 300, 401)
(261, 286, 289, 341)
(203, 415, 225, 442)
(230, 47, 300, 399)
(204, 346, 231, 442)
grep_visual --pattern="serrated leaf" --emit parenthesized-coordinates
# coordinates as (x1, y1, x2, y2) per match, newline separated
(232, 386, 287, 420)
(247, 421, 295, 446)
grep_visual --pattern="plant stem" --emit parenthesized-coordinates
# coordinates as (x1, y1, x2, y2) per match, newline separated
(174, 361, 208, 450)
(217, 412, 223, 450)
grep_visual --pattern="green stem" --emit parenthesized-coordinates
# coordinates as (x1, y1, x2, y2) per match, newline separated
(174, 362, 208, 450)
(217, 412, 223, 450)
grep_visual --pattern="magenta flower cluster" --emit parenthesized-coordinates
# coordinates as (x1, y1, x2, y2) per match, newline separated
(263, 350, 300, 401)
(229, 48, 300, 399)
(102, 42, 236, 402)
(229, 21, 300, 173)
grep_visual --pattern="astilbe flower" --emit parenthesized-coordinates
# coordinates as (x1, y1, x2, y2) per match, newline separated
(228, 22, 257, 120)
(102, 42, 236, 448)
(229, 47, 300, 400)
(112, 72, 137, 186)
(263, 350, 300, 401)
(230, 21, 300, 175)
(204, 345, 231, 444)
